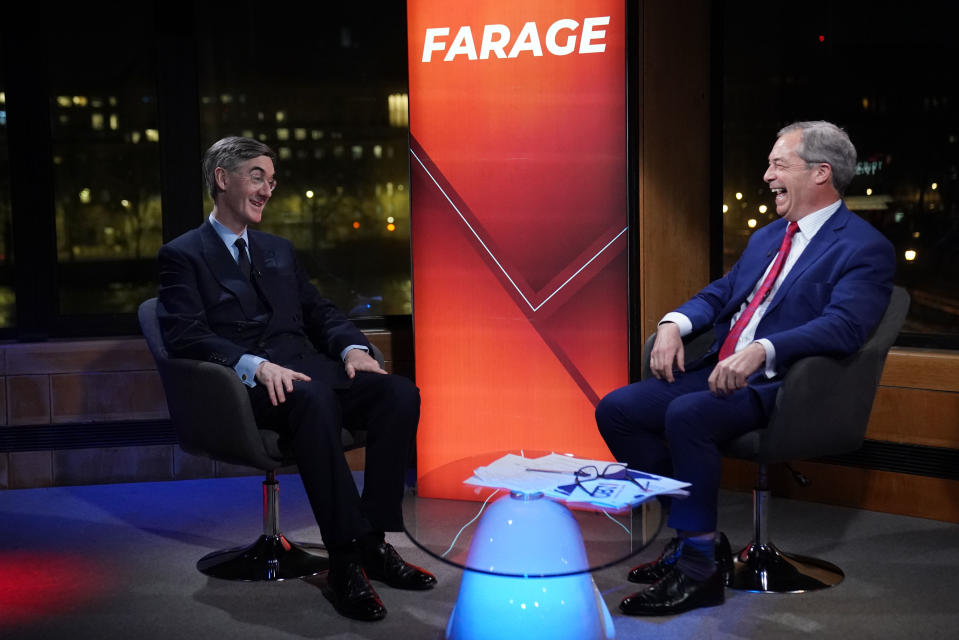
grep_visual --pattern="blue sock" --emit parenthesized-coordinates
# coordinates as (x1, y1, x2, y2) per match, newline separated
(676, 535, 715, 581)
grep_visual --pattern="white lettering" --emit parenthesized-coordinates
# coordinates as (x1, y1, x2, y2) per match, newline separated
(508, 22, 544, 58)
(422, 27, 450, 62)
(580, 17, 609, 53)
(545, 19, 578, 56)
(444, 26, 478, 61)
(421, 17, 610, 63)
(479, 24, 511, 59)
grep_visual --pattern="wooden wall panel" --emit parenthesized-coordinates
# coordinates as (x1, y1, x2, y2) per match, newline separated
(867, 387, 959, 448)
(880, 348, 959, 393)
(638, 0, 713, 339)
(722, 458, 959, 524)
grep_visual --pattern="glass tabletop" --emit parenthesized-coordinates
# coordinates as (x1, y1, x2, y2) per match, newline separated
(402, 451, 665, 578)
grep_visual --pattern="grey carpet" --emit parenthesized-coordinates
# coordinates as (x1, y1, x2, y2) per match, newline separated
(1, 473, 956, 639)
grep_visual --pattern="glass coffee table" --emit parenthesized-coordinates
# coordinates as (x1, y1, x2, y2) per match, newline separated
(403, 451, 665, 640)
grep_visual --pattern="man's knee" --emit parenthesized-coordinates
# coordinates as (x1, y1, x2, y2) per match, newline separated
(595, 389, 626, 436)
(386, 374, 420, 409)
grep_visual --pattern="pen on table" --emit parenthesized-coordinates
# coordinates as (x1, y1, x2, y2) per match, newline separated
(526, 468, 589, 477)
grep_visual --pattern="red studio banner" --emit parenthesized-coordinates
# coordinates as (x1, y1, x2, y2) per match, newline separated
(407, 0, 628, 497)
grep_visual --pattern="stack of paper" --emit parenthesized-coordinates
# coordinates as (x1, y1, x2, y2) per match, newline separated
(465, 452, 690, 510)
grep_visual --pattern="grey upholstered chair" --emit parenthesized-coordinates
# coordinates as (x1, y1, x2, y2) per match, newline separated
(641, 285, 910, 593)
(138, 297, 374, 581)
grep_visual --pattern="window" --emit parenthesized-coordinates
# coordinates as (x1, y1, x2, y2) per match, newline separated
(722, 1, 959, 345)
(194, 5, 412, 317)
(49, 7, 163, 316)
(0, 41, 12, 327)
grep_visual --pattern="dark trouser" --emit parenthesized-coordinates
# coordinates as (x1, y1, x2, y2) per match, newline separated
(248, 359, 420, 548)
(595, 366, 767, 532)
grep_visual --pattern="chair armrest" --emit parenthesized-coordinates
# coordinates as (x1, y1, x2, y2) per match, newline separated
(641, 328, 716, 381)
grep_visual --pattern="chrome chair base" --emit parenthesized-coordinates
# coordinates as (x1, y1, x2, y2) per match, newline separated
(728, 541, 844, 593)
(197, 534, 328, 581)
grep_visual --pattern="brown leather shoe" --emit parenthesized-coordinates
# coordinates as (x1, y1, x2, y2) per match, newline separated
(362, 542, 437, 591)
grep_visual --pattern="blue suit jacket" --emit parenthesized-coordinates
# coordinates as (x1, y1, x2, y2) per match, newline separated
(675, 203, 895, 406)
(156, 221, 370, 388)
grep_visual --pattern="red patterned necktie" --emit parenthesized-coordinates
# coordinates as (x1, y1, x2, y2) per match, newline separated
(718, 221, 800, 361)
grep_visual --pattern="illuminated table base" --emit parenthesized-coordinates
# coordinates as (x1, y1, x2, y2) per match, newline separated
(445, 492, 615, 640)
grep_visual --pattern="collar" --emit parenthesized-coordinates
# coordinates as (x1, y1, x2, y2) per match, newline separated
(208, 213, 249, 255)
(795, 200, 841, 241)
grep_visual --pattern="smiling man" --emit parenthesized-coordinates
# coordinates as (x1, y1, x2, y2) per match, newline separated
(595, 121, 895, 616)
(156, 137, 436, 621)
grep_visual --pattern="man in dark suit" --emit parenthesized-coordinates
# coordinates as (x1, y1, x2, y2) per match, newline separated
(596, 121, 895, 616)
(157, 136, 435, 621)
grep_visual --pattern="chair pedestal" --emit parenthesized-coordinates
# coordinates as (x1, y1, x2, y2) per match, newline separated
(197, 472, 328, 581)
(728, 469, 844, 593)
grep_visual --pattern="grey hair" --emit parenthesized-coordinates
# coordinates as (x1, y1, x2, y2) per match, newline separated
(202, 136, 277, 201)
(777, 121, 857, 195)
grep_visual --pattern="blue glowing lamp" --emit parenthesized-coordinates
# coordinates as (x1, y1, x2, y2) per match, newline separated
(446, 492, 615, 640)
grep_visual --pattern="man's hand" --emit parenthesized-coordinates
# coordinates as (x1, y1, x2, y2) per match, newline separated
(255, 361, 312, 406)
(344, 348, 387, 379)
(650, 322, 685, 383)
(708, 342, 765, 395)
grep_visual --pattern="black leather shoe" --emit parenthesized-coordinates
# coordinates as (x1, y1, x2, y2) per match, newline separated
(620, 566, 725, 616)
(628, 532, 734, 585)
(628, 536, 682, 583)
(716, 532, 733, 587)
(363, 542, 437, 590)
(327, 561, 387, 621)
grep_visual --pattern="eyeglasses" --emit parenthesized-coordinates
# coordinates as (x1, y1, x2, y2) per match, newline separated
(574, 463, 650, 497)
(231, 168, 278, 193)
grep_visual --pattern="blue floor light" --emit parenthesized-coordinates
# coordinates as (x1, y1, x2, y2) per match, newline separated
(446, 491, 615, 640)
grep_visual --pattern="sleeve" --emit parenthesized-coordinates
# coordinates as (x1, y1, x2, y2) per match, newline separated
(289, 248, 372, 358)
(764, 235, 896, 374)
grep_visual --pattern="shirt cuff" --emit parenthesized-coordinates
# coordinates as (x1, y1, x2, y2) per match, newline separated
(756, 338, 777, 377)
(235, 354, 265, 388)
(340, 345, 369, 361)
(659, 312, 693, 336)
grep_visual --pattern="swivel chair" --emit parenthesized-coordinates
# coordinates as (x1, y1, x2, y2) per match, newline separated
(138, 297, 378, 581)
(641, 286, 909, 593)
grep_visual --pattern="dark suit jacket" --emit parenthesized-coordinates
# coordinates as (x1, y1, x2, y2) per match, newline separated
(157, 221, 371, 389)
(675, 203, 896, 407)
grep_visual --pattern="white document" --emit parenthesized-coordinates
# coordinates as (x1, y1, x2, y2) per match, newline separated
(464, 452, 690, 510)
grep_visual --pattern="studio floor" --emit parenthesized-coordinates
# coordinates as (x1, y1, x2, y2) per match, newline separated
(1, 472, 957, 639)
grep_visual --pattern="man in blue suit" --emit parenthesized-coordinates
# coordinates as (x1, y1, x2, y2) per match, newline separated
(596, 121, 895, 616)
(157, 137, 435, 621)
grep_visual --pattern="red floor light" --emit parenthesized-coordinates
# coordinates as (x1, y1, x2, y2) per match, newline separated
(0, 552, 111, 629)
